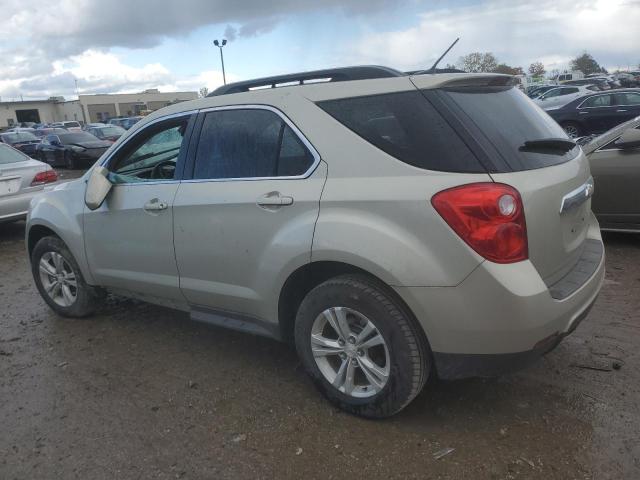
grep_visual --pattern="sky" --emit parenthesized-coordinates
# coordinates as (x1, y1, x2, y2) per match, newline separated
(1, 0, 639, 101)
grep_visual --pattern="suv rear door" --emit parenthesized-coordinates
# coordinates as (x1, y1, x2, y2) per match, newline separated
(173, 106, 326, 324)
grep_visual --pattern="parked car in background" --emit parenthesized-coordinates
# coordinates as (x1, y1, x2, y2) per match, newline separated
(35, 131, 111, 169)
(547, 89, 640, 137)
(26, 67, 604, 418)
(562, 78, 609, 90)
(533, 85, 598, 110)
(86, 125, 126, 143)
(0, 143, 58, 223)
(615, 73, 640, 88)
(584, 74, 621, 89)
(83, 122, 107, 130)
(555, 71, 584, 82)
(33, 127, 69, 138)
(50, 121, 82, 132)
(0, 130, 41, 157)
(582, 116, 640, 232)
(527, 85, 556, 99)
(109, 116, 143, 130)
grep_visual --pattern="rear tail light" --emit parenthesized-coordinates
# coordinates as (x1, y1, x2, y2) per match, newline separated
(31, 169, 58, 186)
(431, 183, 528, 264)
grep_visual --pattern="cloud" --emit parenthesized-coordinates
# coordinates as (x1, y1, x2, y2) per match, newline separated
(348, 0, 640, 72)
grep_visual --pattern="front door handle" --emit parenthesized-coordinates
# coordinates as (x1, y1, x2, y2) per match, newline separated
(616, 109, 627, 112)
(144, 199, 168, 211)
(257, 192, 294, 209)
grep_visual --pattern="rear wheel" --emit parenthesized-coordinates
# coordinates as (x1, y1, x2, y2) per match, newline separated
(561, 121, 582, 138)
(31, 236, 98, 317)
(294, 274, 430, 418)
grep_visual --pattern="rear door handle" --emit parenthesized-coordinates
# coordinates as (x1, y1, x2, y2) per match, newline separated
(616, 109, 627, 112)
(257, 192, 294, 208)
(144, 199, 168, 211)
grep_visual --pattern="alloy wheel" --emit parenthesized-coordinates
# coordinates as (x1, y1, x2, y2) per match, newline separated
(38, 252, 78, 307)
(563, 124, 579, 138)
(310, 307, 390, 398)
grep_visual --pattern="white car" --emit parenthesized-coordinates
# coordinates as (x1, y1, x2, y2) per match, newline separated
(0, 143, 58, 223)
(533, 86, 597, 111)
(50, 121, 83, 132)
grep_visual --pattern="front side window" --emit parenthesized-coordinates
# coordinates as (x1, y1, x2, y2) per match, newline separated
(193, 109, 314, 180)
(582, 95, 613, 108)
(108, 117, 189, 183)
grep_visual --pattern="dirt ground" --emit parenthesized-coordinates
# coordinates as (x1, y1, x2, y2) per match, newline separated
(1, 183, 639, 479)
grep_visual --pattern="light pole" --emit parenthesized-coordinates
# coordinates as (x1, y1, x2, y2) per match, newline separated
(214, 39, 227, 85)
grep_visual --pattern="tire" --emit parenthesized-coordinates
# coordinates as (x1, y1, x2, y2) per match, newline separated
(31, 236, 98, 317)
(294, 274, 430, 418)
(64, 151, 77, 169)
(561, 121, 582, 139)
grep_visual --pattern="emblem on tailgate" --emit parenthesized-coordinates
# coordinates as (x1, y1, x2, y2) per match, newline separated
(559, 176, 594, 214)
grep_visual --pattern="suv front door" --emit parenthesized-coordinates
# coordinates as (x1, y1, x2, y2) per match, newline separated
(173, 107, 326, 325)
(83, 113, 195, 305)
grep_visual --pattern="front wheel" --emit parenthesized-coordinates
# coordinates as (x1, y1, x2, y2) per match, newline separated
(294, 274, 430, 418)
(561, 121, 582, 139)
(31, 236, 98, 317)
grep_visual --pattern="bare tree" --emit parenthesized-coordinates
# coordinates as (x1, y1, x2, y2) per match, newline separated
(528, 62, 546, 77)
(199, 87, 209, 98)
(457, 52, 499, 73)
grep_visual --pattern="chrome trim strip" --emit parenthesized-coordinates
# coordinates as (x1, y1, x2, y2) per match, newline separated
(559, 176, 594, 214)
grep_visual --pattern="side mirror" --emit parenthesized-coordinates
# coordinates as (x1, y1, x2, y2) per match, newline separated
(614, 128, 640, 150)
(85, 165, 113, 210)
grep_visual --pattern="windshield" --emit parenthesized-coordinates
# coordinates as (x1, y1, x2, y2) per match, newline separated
(0, 143, 29, 164)
(99, 126, 125, 136)
(59, 132, 100, 144)
(1, 132, 39, 143)
(441, 86, 579, 171)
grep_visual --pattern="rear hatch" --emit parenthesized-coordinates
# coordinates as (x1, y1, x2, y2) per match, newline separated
(414, 76, 593, 284)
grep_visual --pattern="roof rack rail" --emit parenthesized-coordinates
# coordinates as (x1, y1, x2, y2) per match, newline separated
(207, 65, 405, 97)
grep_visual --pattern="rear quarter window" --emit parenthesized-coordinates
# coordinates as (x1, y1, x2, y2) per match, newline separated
(438, 86, 579, 171)
(317, 91, 484, 173)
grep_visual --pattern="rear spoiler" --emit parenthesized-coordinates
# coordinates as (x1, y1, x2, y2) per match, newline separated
(435, 74, 518, 90)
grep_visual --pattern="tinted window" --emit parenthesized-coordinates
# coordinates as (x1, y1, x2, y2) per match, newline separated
(442, 86, 578, 171)
(582, 95, 613, 108)
(566, 87, 579, 94)
(617, 92, 640, 105)
(0, 144, 28, 164)
(59, 132, 100, 144)
(109, 118, 189, 183)
(1, 132, 38, 143)
(193, 109, 314, 179)
(317, 91, 481, 172)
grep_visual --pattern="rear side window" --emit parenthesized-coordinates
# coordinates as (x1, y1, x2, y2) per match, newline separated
(581, 95, 613, 108)
(193, 109, 315, 179)
(317, 91, 483, 172)
(441, 87, 578, 171)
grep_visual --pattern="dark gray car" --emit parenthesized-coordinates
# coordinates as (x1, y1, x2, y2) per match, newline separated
(583, 116, 640, 232)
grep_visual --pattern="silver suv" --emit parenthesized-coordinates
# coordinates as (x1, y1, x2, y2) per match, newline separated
(27, 67, 605, 418)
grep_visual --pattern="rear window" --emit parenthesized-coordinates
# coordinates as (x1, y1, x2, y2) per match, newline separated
(441, 87, 579, 171)
(59, 132, 99, 144)
(317, 91, 483, 173)
(0, 144, 28, 164)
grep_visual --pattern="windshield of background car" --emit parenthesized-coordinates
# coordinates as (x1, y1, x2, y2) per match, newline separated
(59, 132, 99, 144)
(99, 126, 125, 136)
(2, 132, 39, 143)
(441, 86, 579, 170)
(0, 144, 29, 164)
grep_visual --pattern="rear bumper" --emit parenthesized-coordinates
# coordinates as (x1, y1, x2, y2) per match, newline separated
(0, 189, 43, 223)
(393, 218, 605, 379)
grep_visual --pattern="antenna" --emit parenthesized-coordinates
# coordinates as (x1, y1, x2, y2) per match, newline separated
(426, 37, 460, 73)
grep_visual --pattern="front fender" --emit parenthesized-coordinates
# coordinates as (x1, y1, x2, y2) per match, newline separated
(26, 179, 95, 284)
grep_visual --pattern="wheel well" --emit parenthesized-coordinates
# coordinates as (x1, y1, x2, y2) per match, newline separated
(277, 261, 417, 345)
(27, 225, 59, 258)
